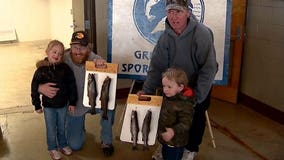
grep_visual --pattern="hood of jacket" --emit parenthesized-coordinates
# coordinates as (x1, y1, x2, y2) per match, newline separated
(36, 57, 63, 68)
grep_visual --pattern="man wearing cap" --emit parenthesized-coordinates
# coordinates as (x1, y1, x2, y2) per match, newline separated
(137, 0, 218, 160)
(38, 31, 115, 157)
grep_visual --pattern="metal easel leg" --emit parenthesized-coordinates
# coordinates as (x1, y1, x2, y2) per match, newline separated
(115, 80, 136, 140)
(206, 110, 216, 148)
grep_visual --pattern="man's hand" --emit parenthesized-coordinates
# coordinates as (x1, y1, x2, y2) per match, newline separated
(68, 105, 75, 114)
(35, 108, 43, 114)
(38, 83, 59, 98)
(93, 59, 107, 68)
(136, 90, 146, 97)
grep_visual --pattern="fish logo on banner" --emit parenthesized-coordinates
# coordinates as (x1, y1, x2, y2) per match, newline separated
(133, 0, 205, 45)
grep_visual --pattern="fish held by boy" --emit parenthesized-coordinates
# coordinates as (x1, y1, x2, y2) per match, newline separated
(130, 109, 139, 150)
(87, 73, 97, 115)
(100, 76, 111, 120)
(142, 109, 152, 150)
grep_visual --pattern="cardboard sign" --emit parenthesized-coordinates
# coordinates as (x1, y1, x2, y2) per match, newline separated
(120, 94, 162, 146)
(83, 61, 118, 110)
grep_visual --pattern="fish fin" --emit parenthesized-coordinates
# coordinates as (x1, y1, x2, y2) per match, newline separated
(132, 146, 138, 150)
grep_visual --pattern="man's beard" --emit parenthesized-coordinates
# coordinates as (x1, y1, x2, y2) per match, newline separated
(71, 52, 89, 65)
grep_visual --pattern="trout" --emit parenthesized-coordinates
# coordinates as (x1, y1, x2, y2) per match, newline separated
(87, 73, 97, 115)
(142, 109, 152, 150)
(100, 76, 111, 120)
(130, 110, 139, 150)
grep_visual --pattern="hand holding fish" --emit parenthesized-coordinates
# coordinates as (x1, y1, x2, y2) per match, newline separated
(38, 82, 59, 98)
(93, 58, 107, 68)
(136, 90, 145, 97)
(69, 105, 75, 114)
(161, 127, 174, 142)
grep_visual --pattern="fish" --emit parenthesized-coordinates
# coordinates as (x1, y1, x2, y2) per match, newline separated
(142, 109, 152, 150)
(130, 110, 139, 150)
(100, 76, 111, 120)
(87, 73, 97, 115)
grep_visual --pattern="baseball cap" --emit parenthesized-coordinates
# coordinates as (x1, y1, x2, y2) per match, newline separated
(70, 31, 89, 46)
(166, 0, 191, 11)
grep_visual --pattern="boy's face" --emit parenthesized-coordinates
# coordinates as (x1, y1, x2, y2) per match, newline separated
(162, 77, 184, 97)
(70, 44, 90, 65)
(47, 44, 64, 64)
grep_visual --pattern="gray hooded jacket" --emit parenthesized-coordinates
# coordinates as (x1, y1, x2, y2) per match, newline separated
(143, 16, 218, 103)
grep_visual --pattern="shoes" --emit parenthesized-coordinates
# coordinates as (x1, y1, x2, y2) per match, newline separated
(182, 149, 197, 160)
(152, 144, 163, 160)
(101, 143, 114, 157)
(60, 146, 72, 156)
(49, 150, 62, 160)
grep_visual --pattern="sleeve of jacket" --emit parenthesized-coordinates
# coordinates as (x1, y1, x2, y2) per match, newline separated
(193, 25, 218, 103)
(65, 64, 78, 106)
(31, 69, 42, 110)
(89, 51, 103, 60)
(142, 35, 169, 94)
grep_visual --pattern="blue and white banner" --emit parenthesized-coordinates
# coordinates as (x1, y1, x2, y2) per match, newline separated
(108, 0, 232, 85)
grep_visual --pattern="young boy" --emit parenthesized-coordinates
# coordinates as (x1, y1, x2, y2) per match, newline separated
(31, 40, 77, 160)
(157, 67, 195, 160)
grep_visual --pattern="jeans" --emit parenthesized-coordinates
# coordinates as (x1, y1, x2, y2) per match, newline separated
(44, 106, 68, 151)
(66, 108, 115, 150)
(185, 90, 211, 152)
(162, 144, 184, 160)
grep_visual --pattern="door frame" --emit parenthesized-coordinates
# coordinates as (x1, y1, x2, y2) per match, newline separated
(212, 0, 248, 103)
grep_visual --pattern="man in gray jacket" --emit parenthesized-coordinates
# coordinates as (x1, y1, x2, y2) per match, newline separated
(138, 0, 218, 160)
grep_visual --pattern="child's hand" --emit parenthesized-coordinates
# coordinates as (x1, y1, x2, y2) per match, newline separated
(35, 108, 43, 114)
(161, 127, 174, 142)
(68, 105, 75, 114)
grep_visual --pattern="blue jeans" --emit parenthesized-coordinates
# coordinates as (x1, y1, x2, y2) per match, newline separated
(66, 108, 115, 150)
(162, 144, 184, 160)
(44, 106, 68, 151)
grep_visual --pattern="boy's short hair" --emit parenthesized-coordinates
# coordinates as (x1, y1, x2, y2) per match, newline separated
(162, 67, 188, 86)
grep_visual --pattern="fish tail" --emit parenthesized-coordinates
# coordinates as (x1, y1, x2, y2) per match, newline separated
(132, 145, 138, 150)
(143, 145, 149, 151)
(102, 112, 108, 120)
(90, 107, 96, 115)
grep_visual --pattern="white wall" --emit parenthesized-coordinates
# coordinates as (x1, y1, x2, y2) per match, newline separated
(49, 0, 73, 47)
(0, 0, 73, 44)
(8, 0, 50, 41)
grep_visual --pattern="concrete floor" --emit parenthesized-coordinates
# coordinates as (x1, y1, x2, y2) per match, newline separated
(0, 41, 284, 160)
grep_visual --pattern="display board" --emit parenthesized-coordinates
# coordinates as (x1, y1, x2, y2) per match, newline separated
(108, 0, 232, 85)
(120, 94, 162, 147)
(83, 61, 118, 110)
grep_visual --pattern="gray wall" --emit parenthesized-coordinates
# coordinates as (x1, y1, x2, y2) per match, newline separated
(241, 0, 284, 112)
(95, 0, 284, 112)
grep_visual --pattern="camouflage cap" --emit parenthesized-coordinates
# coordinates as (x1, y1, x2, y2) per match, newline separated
(166, 0, 190, 11)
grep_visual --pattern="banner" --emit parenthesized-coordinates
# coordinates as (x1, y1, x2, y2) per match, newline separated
(108, 0, 232, 85)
